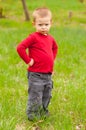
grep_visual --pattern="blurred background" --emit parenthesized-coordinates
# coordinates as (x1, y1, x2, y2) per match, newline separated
(0, 0, 86, 130)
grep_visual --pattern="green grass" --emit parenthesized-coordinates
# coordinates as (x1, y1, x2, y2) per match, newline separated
(0, 0, 86, 130)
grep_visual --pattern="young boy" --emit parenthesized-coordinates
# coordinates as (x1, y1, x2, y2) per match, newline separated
(17, 7, 58, 121)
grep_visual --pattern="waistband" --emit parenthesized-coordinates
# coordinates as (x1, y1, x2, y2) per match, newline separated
(28, 72, 52, 79)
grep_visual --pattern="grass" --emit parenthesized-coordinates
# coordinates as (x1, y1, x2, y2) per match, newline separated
(0, 0, 86, 130)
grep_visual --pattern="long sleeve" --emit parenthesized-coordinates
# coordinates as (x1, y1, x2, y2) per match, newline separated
(52, 39, 58, 60)
(16, 35, 33, 64)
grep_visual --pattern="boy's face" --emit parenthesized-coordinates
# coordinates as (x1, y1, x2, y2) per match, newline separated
(33, 16, 52, 35)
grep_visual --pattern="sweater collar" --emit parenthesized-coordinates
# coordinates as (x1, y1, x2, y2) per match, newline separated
(36, 32, 48, 37)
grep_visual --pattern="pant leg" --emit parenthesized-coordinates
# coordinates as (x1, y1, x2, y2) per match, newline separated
(42, 77, 53, 113)
(27, 72, 44, 120)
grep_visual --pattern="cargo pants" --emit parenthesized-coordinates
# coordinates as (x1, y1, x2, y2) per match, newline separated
(26, 72, 53, 120)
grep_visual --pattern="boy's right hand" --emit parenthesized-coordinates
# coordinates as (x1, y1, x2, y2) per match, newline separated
(29, 58, 34, 66)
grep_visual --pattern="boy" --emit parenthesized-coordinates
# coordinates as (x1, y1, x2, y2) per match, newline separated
(17, 7, 58, 121)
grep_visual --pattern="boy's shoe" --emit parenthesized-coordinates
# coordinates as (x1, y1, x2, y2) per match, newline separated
(40, 109, 50, 119)
(28, 114, 34, 121)
(28, 113, 41, 121)
(45, 110, 50, 117)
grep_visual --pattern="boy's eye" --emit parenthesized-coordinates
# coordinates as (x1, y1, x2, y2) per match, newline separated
(45, 24, 49, 26)
(38, 24, 42, 26)
(38, 24, 49, 26)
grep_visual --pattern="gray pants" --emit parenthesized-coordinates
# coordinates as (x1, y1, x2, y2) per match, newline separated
(27, 72, 53, 120)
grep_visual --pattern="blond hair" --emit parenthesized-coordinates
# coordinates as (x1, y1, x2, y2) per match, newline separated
(32, 7, 52, 22)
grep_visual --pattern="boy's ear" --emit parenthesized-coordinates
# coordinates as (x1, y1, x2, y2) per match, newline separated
(32, 21, 35, 26)
(50, 19, 52, 24)
(50, 19, 53, 25)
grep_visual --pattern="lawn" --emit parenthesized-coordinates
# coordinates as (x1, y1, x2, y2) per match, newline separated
(0, 0, 86, 130)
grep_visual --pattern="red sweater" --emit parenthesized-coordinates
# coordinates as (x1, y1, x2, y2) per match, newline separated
(17, 32, 58, 73)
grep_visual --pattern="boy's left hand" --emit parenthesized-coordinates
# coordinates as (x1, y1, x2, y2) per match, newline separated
(29, 58, 34, 66)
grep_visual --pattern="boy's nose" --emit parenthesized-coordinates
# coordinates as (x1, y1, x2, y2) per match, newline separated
(42, 25, 46, 29)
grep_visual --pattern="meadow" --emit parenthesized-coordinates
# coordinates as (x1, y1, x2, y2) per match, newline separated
(0, 0, 86, 130)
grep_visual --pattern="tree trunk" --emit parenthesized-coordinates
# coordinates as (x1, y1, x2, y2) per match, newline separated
(0, 8, 5, 18)
(79, 0, 84, 3)
(21, 0, 30, 21)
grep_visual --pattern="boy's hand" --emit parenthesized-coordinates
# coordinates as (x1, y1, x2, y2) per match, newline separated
(29, 58, 34, 66)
